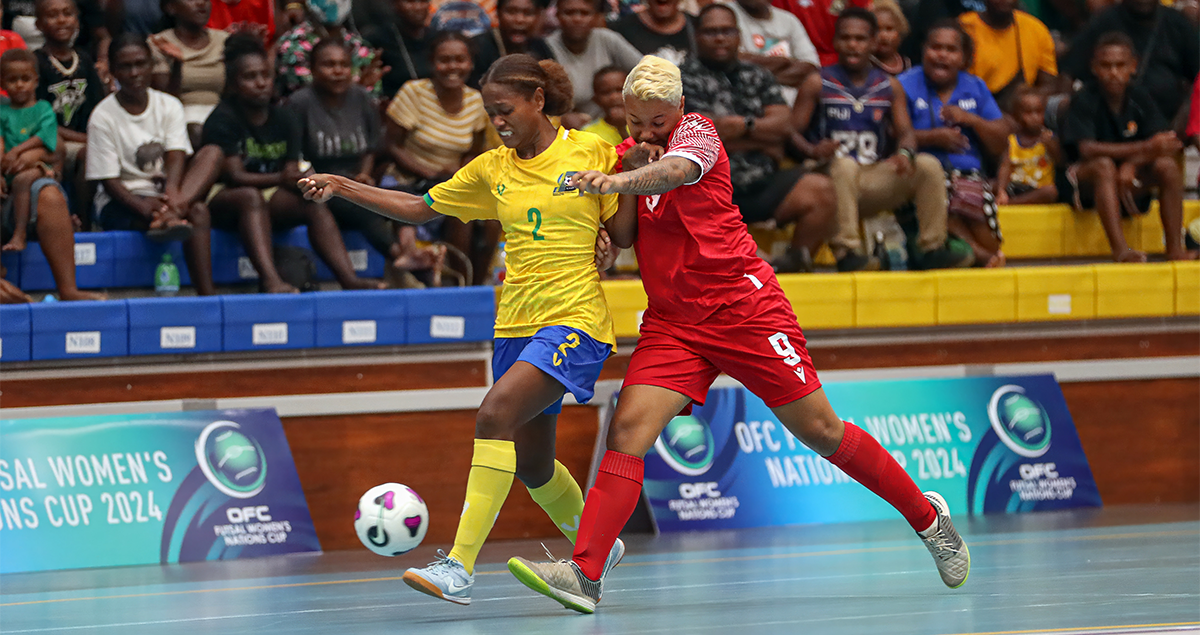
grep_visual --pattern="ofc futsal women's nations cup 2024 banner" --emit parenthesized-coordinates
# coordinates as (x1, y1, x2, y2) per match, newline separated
(643, 375, 1102, 532)
(0, 409, 320, 574)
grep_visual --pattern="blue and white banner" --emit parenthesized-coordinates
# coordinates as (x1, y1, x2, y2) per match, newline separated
(643, 375, 1102, 532)
(0, 409, 320, 574)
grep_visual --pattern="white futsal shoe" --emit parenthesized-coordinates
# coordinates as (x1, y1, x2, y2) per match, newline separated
(919, 491, 971, 588)
(507, 538, 625, 614)
(402, 550, 474, 605)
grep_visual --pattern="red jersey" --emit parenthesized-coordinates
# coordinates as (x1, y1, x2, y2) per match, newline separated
(616, 113, 775, 325)
(771, 0, 870, 67)
(208, 0, 277, 46)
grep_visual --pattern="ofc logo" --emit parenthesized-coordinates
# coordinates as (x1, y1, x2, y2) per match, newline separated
(195, 420, 268, 498)
(679, 482, 721, 499)
(988, 385, 1052, 458)
(653, 415, 715, 476)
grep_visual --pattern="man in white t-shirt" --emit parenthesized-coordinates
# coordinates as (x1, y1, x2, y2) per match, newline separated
(723, 0, 818, 103)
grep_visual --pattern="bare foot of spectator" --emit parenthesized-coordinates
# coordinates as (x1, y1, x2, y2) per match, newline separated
(1, 234, 26, 251)
(263, 279, 301, 294)
(0, 278, 32, 303)
(1166, 249, 1199, 261)
(986, 251, 1006, 268)
(341, 277, 388, 290)
(59, 288, 108, 301)
(1114, 248, 1148, 263)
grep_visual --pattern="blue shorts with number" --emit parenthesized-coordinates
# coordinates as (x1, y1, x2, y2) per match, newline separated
(492, 326, 613, 415)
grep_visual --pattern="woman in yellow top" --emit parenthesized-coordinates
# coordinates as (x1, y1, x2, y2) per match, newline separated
(299, 54, 625, 606)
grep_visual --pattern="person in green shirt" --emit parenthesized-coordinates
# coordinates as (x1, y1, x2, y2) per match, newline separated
(0, 48, 104, 300)
(1, 48, 58, 253)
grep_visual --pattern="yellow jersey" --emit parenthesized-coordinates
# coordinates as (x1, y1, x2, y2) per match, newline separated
(424, 127, 618, 346)
(1007, 133, 1055, 190)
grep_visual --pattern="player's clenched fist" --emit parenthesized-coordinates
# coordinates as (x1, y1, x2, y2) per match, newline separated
(299, 175, 336, 203)
(570, 170, 618, 195)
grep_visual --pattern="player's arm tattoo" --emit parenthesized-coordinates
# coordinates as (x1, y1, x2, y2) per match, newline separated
(613, 156, 701, 195)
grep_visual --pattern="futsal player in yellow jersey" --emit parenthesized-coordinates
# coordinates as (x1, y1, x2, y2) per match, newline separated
(299, 54, 626, 606)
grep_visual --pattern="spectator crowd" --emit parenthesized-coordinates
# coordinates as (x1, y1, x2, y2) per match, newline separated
(0, 0, 1197, 302)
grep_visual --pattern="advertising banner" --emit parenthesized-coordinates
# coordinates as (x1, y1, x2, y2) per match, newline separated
(644, 375, 1101, 532)
(0, 409, 320, 574)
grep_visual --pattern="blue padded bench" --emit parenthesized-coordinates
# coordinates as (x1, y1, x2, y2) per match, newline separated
(30, 300, 127, 360)
(127, 296, 223, 356)
(0, 304, 32, 362)
(19, 232, 117, 291)
(407, 287, 495, 345)
(314, 289, 408, 348)
(221, 294, 315, 351)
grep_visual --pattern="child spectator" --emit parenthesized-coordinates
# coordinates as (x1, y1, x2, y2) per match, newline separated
(0, 6, 28, 99)
(150, 0, 230, 149)
(871, 0, 910, 76)
(2, 48, 57, 253)
(996, 88, 1059, 205)
(205, 34, 380, 293)
(1060, 32, 1193, 262)
(87, 34, 223, 294)
(581, 65, 628, 146)
(35, 0, 107, 227)
(0, 49, 104, 301)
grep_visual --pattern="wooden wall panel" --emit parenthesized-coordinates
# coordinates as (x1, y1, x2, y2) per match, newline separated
(1065, 378, 1200, 505)
(0, 360, 488, 408)
(283, 406, 599, 552)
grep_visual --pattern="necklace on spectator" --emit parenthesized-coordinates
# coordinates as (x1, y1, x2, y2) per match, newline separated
(49, 49, 80, 77)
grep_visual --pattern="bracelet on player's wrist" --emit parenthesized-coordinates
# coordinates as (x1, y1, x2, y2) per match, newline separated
(898, 148, 916, 163)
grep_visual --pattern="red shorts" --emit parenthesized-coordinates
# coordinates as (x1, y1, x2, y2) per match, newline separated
(624, 278, 821, 409)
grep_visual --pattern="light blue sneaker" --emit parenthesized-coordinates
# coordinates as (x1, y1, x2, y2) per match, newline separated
(603, 538, 625, 578)
(402, 550, 474, 605)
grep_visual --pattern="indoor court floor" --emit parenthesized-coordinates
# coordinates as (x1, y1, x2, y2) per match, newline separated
(2, 504, 1197, 635)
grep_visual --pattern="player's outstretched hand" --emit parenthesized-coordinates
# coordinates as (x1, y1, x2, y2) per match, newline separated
(571, 170, 618, 195)
(299, 174, 336, 203)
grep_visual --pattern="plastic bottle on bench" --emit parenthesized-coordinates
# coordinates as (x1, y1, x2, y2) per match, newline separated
(155, 253, 180, 296)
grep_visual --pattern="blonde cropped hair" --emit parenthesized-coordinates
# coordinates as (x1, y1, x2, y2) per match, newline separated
(872, 0, 910, 38)
(622, 55, 683, 106)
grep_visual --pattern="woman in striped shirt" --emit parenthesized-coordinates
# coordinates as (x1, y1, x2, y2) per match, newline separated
(383, 31, 495, 284)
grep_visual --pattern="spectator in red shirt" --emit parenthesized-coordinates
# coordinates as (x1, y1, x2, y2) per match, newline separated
(208, 0, 278, 47)
(771, 0, 871, 67)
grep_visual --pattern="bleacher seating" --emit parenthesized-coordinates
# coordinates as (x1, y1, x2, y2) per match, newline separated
(601, 260, 1199, 336)
(0, 287, 496, 363)
(6, 228, 388, 292)
(749, 201, 1200, 265)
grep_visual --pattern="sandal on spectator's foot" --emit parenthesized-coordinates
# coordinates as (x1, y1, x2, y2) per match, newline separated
(836, 251, 882, 273)
(147, 223, 194, 243)
(774, 246, 814, 274)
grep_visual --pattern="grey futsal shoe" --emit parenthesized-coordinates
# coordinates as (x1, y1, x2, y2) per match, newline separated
(402, 550, 474, 605)
(602, 538, 626, 580)
(508, 555, 601, 614)
(919, 491, 971, 588)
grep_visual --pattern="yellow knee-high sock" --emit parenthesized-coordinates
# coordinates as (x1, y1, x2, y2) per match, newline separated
(527, 460, 585, 544)
(448, 439, 516, 574)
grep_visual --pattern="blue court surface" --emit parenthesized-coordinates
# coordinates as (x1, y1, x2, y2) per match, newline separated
(2, 504, 1197, 635)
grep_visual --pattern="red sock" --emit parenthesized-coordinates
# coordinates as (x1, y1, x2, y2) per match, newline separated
(827, 422, 936, 532)
(573, 451, 644, 580)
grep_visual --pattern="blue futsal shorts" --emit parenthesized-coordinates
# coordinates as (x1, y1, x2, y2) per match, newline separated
(492, 325, 613, 415)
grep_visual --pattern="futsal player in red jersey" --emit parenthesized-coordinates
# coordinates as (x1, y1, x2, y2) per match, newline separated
(507, 55, 970, 614)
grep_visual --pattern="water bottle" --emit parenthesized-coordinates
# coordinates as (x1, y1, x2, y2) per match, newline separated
(155, 253, 180, 296)
(873, 231, 891, 271)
